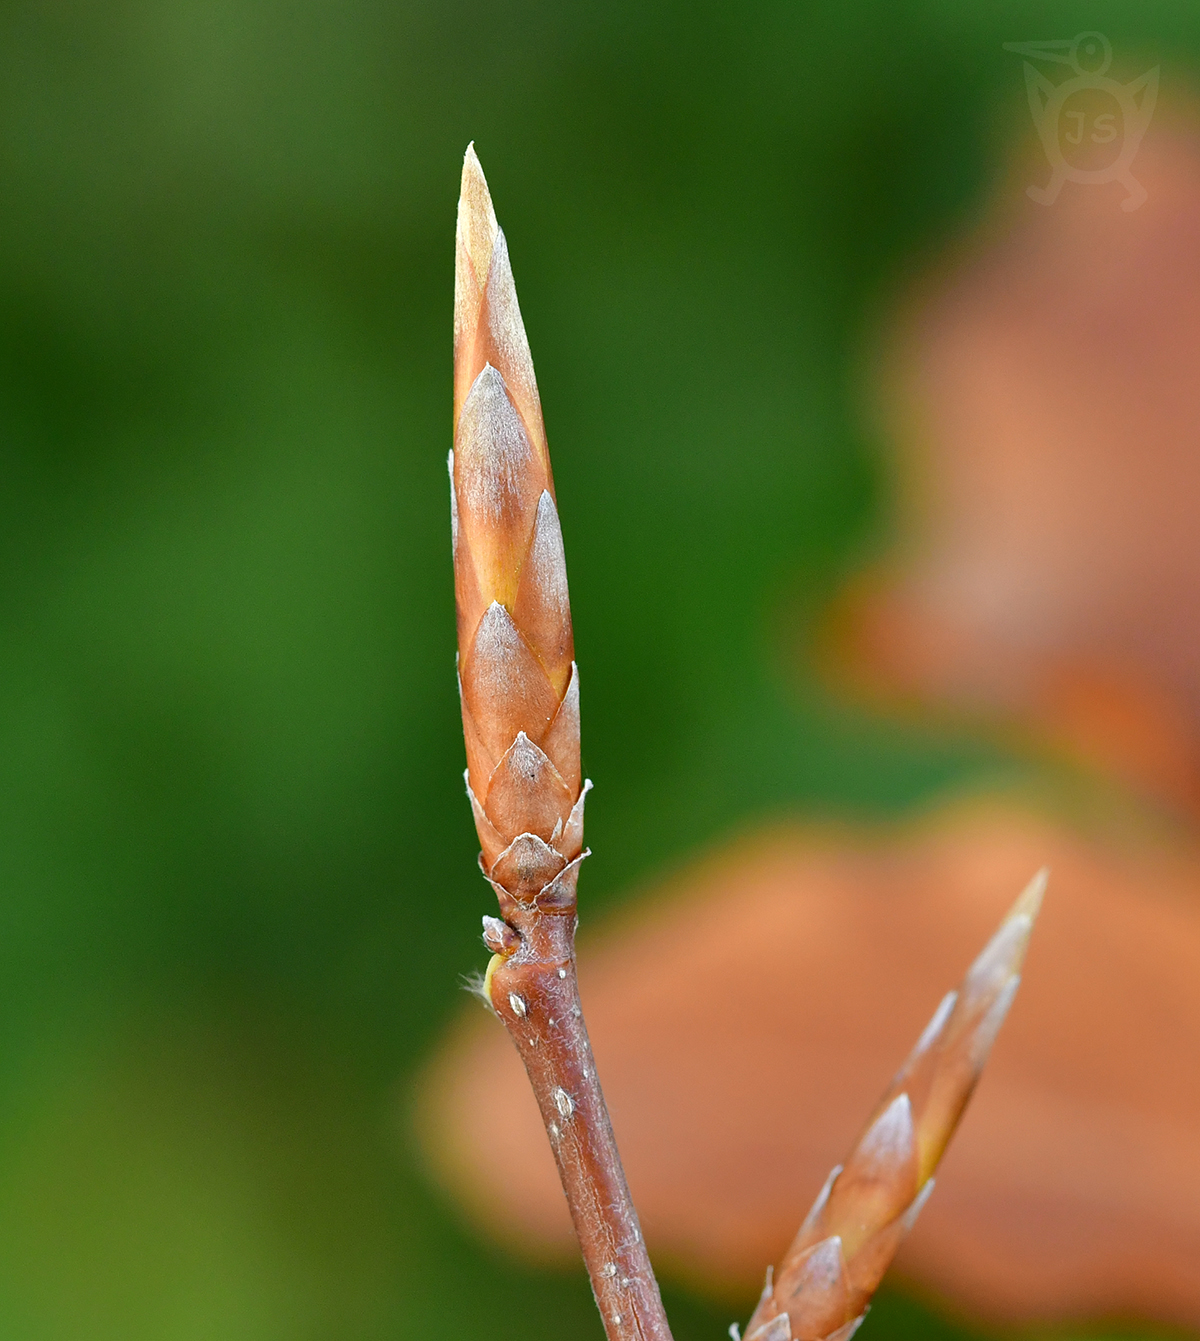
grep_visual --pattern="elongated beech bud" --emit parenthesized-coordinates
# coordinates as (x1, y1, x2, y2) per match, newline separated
(742, 870, 1046, 1341)
(452, 144, 588, 908)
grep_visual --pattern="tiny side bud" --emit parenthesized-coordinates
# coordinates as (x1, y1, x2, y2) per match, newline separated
(482, 914, 520, 955)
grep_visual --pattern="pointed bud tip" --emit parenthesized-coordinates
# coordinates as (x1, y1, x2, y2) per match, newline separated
(461, 140, 486, 192)
(458, 143, 498, 276)
(970, 866, 1048, 988)
(1011, 866, 1048, 924)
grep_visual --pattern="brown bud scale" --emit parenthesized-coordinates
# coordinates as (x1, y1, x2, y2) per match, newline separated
(453, 145, 582, 907)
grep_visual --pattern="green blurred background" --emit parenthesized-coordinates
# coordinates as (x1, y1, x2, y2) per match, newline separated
(0, 1, 1192, 1337)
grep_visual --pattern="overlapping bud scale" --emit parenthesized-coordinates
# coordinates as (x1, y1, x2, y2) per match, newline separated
(452, 145, 587, 904)
(744, 871, 1046, 1341)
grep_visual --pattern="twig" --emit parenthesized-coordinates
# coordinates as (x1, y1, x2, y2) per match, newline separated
(740, 870, 1046, 1341)
(450, 143, 673, 1341)
(486, 899, 671, 1340)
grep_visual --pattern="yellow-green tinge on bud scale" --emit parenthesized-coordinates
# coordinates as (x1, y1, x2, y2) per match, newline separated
(451, 144, 586, 905)
(743, 869, 1046, 1341)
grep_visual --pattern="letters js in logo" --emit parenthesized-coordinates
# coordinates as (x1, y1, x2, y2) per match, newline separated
(1004, 32, 1158, 211)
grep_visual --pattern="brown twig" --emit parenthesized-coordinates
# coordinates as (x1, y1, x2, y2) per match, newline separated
(486, 897, 672, 1340)
(450, 143, 674, 1341)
